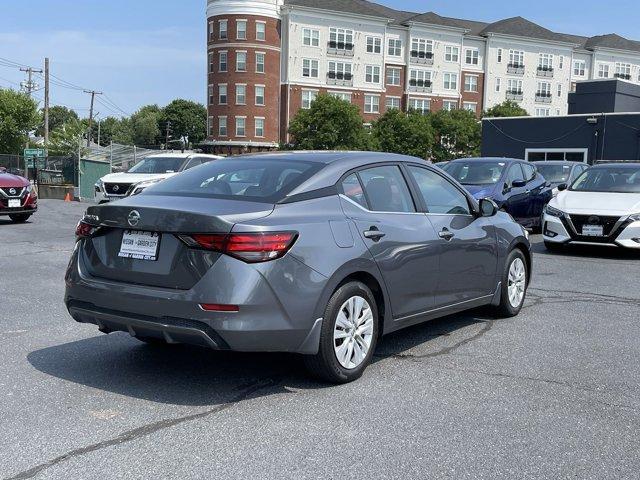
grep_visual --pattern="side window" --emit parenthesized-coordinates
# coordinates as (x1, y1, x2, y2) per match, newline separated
(341, 173, 368, 209)
(523, 164, 536, 181)
(407, 166, 471, 215)
(359, 166, 415, 213)
(506, 164, 525, 185)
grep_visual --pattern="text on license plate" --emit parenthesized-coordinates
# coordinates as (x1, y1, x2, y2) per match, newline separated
(8, 199, 20, 208)
(118, 230, 160, 261)
(582, 225, 604, 236)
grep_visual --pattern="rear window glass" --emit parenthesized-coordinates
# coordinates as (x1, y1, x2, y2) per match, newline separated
(128, 156, 185, 174)
(143, 158, 322, 203)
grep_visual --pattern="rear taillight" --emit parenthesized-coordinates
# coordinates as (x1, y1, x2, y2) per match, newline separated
(75, 220, 96, 238)
(180, 232, 297, 263)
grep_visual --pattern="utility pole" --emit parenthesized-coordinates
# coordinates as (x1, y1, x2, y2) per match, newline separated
(19, 66, 43, 97)
(83, 90, 102, 147)
(44, 58, 50, 145)
(164, 120, 172, 150)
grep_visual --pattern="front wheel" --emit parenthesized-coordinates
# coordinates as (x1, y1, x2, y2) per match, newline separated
(303, 281, 379, 384)
(9, 214, 31, 223)
(492, 249, 528, 318)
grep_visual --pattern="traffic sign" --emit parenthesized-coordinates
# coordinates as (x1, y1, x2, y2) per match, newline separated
(24, 148, 46, 158)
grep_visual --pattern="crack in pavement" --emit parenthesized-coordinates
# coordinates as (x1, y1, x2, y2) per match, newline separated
(5, 378, 280, 480)
(525, 288, 640, 309)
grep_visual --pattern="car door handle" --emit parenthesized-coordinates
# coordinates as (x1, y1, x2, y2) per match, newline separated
(438, 228, 455, 241)
(363, 229, 386, 241)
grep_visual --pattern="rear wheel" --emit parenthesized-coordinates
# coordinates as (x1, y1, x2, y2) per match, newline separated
(9, 214, 31, 223)
(493, 249, 528, 318)
(304, 281, 379, 384)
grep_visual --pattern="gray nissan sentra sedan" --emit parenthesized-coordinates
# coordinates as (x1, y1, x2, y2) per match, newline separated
(65, 151, 531, 383)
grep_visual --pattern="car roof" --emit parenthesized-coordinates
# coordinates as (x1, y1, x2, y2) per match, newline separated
(144, 153, 221, 159)
(450, 157, 523, 163)
(534, 161, 582, 166)
(228, 150, 419, 165)
(591, 162, 640, 169)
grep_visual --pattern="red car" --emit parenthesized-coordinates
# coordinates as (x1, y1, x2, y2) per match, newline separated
(0, 171, 37, 222)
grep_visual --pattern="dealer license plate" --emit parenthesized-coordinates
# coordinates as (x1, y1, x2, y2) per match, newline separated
(8, 199, 20, 208)
(118, 230, 160, 261)
(582, 225, 604, 237)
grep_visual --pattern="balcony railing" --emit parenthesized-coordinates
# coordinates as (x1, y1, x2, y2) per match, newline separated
(614, 73, 632, 80)
(327, 41, 354, 57)
(410, 51, 434, 65)
(507, 63, 525, 75)
(408, 79, 432, 93)
(537, 66, 554, 78)
(535, 92, 552, 103)
(327, 71, 353, 86)
(505, 90, 523, 101)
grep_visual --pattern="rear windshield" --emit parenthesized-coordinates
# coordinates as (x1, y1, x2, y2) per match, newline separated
(128, 156, 185, 174)
(570, 166, 640, 193)
(143, 158, 323, 203)
(443, 161, 506, 185)
(536, 164, 572, 183)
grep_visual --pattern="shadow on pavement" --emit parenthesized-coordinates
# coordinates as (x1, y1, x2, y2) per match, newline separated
(530, 237, 640, 261)
(27, 311, 488, 406)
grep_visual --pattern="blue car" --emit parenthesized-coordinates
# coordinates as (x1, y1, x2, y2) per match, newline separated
(443, 158, 552, 230)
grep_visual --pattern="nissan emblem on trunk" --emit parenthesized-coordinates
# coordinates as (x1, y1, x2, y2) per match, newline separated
(127, 210, 141, 227)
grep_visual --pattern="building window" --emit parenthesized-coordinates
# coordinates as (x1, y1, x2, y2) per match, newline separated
(573, 60, 586, 76)
(465, 48, 479, 65)
(464, 75, 478, 92)
(219, 20, 228, 40)
(598, 63, 610, 78)
(255, 85, 265, 106)
(236, 20, 247, 40)
(219, 51, 228, 72)
(236, 51, 247, 72)
(443, 100, 457, 111)
(615, 62, 632, 79)
(302, 90, 318, 109)
(235, 84, 246, 105)
(303, 28, 320, 47)
(255, 117, 265, 137)
(328, 61, 352, 80)
(366, 36, 382, 54)
(329, 91, 352, 102)
(557, 83, 562, 97)
(509, 50, 524, 67)
(559, 56, 564, 69)
(386, 67, 401, 86)
(235, 117, 246, 136)
(218, 84, 227, 105)
(218, 116, 227, 136)
(409, 98, 430, 114)
(364, 95, 380, 114)
(208, 21, 214, 41)
(388, 38, 402, 56)
(208, 52, 214, 73)
(495, 77, 501, 92)
(256, 21, 266, 41)
(303, 58, 319, 78)
(444, 45, 459, 62)
(535, 108, 550, 117)
(507, 79, 522, 94)
(208, 84, 214, 105)
(411, 38, 433, 57)
(497, 48, 502, 63)
(208, 116, 214, 136)
(329, 28, 354, 51)
(365, 65, 381, 83)
(537, 81, 552, 97)
(443, 72, 458, 90)
(538, 53, 554, 70)
(386, 97, 401, 111)
(409, 69, 432, 87)
(463, 102, 477, 113)
(256, 52, 265, 73)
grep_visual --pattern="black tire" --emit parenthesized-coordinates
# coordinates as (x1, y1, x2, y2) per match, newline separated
(303, 281, 379, 384)
(492, 249, 528, 318)
(544, 241, 563, 253)
(9, 214, 31, 223)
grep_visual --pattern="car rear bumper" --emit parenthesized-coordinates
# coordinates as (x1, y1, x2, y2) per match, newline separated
(543, 213, 640, 249)
(64, 244, 328, 354)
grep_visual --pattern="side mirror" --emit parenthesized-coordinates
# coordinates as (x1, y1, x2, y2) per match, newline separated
(557, 183, 568, 191)
(479, 198, 499, 217)
(512, 179, 527, 188)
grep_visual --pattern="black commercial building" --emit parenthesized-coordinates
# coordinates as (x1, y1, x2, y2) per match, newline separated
(482, 79, 640, 164)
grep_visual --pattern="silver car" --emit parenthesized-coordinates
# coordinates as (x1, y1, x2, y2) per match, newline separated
(65, 152, 531, 383)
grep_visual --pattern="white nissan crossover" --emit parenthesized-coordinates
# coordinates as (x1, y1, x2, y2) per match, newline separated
(542, 163, 640, 250)
(95, 153, 222, 203)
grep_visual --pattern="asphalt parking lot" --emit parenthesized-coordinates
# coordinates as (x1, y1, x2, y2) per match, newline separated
(2, 199, 640, 479)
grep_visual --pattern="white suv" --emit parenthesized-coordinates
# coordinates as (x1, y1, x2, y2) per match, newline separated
(95, 153, 222, 203)
(542, 163, 640, 250)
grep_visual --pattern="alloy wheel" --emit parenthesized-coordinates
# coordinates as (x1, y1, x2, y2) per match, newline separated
(333, 295, 374, 370)
(507, 258, 526, 308)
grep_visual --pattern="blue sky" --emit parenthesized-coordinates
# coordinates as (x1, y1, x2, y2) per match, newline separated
(1, 0, 638, 118)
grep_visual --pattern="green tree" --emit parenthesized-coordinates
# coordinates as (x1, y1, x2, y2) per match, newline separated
(430, 109, 481, 162)
(130, 105, 162, 147)
(0, 88, 41, 154)
(48, 119, 86, 156)
(162, 99, 207, 149)
(37, 105, 79, 137)
(371, 109, 434, 159)
(483, 100, 529, 118)
(288, 94, 370, 150)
